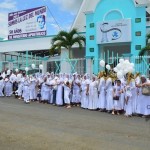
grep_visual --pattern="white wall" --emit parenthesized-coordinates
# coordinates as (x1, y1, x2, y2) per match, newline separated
(0, 36, 53, 52)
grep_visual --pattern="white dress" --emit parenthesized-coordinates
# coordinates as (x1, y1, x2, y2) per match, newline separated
(49, 80, 54, 103)
(56, 79, 63, 105)
(0, 79, 4, 96)
(23, 79, 30, 103)
(130, 80, 137, 114)
(98, 77, 106, 109)
(88, 80, 98, 110)
(72, 79, 81, 103)
(120, 78, 126, 110)
(113, 85, 122, 110)
(41, 82, 50, 101)
(5, 80, 13, 96)
(10, 74, 17, 83)
(134, 76, 141, 113)
(105, 78, 113, 111)
(124, 85, 133, 116)
(64, 85, 71, 104)
(136, 83, 150, 115)
(29, 80, 37, 100)
(81, 79, 89, 109)
(17, 76, 24, 97)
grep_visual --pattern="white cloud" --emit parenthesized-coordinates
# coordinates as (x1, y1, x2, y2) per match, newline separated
(0, 0, 17, 9)
(50, 0, 83, 14)
(0, 13, 8, 38)
(50, 23, 62, 32)
(0, 0, 17, 38)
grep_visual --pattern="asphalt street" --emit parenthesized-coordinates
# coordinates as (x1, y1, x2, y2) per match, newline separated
(0, 97, 150, 150)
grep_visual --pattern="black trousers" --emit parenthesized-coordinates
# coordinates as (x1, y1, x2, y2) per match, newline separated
(52, 90, 57, 104)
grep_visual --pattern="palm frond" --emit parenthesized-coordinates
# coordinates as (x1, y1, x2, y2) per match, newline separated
(50, 28, 85, 58)
(51, 35, 66, 45)
(146, 33, 150, 44)
(69, 28, 78, 39)
(71, 36, 85, 47)
(139, 45, 150, 56)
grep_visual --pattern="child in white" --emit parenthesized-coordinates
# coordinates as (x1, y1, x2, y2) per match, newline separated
(112, 80, 122, 115)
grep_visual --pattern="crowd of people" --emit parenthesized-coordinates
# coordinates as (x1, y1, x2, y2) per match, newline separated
(0, 69, 150, 118)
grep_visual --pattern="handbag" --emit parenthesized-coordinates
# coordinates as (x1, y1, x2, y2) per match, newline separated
(113, 96, 119, 101)
(142, 86, 150, 96)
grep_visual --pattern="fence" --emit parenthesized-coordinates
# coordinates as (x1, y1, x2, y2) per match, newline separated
(0, 55, 149, 77)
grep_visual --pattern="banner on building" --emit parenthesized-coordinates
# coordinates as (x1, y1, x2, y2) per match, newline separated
(97, 19, 131, 44)
(8, 6, 47, 40)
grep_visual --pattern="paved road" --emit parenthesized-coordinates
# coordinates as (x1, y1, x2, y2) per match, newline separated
(0, 97, 150, 150)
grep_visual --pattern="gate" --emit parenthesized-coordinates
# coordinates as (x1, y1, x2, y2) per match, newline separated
(97, 50, 150, 77)
(47, 58, 86, 75)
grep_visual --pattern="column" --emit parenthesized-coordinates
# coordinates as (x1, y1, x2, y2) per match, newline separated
(86, 57, 93, 77)
(42, 61, 47, 74)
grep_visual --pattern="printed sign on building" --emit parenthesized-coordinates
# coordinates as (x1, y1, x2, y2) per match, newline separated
(97, 19, 131, 44)
(8, 6, 47, 40)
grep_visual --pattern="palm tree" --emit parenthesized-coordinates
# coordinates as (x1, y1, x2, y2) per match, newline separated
(50, 28, 85, 58)
(139, 33, 150, 56)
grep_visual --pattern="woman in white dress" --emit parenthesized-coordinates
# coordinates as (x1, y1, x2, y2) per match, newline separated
(124, 73, 135, 117)
(81, 75, 90, 109)
(41, 77, 50, 103)
(4, 77, 13, 97)
(23, 76, 30, 103)
(29, 76, 37, 101)
(120, 77, 126, 111)
(133, 73, 141, 114)
(105, 74, 114, 113)
(51, 77, 58, 105)
(72, 74, 81, 106)
(136, 76, 150, 117)
(56, 77, 63, 106)
(88, 75, 98, 110)
(64, 81, 71, 108)
(98, 72, 106, 111)
(17, 73, 23, 99)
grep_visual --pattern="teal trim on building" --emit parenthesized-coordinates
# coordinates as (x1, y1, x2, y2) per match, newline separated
(85, 0, 146, 74)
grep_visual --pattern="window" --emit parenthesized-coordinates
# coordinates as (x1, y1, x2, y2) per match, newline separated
(90, 23, 94, 28)
(135, 31, 141, 36)
(90, 35, 94, 40)
(135, 18, 141, 23)
(135, 45, 141, 50)
(89, 48, 94, 52)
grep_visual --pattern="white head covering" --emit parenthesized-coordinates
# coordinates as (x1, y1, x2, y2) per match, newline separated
(5, 78, 9, 82)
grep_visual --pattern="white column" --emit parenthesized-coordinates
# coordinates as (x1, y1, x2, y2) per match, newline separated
(9, 62, 13, 70)
(60, 48, 71, 73)
(86, 58, 93, 77)
(42, 61, 47, 74)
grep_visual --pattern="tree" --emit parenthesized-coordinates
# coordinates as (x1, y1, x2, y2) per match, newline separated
(139, 33, 150, 56)
(50, 28, 85, 58)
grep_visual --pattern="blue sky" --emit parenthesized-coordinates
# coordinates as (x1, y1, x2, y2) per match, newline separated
(0, 0, 83, 38)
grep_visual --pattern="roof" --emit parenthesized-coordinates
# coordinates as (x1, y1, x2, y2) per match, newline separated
(71, 0, 150, 32)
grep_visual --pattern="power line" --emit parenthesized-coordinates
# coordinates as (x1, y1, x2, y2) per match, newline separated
(46, 5, 62, 31)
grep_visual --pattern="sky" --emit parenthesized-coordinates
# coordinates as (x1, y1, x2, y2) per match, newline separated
(0, 0, 83, 38)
